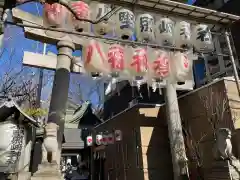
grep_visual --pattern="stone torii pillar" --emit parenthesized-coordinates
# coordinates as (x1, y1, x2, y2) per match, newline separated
(31, 37, 75, 180)
(11, 8, 85, 179)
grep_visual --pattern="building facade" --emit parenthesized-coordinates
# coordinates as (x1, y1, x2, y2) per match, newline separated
(161, 78, 240, 178)
(94, 104, 173, 180)
(99, 77, 240, 178)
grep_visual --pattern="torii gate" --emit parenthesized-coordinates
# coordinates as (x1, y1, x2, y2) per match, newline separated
(10, 1, 240, 180)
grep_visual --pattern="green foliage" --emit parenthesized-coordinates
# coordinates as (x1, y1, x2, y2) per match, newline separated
(24, 108, 47, 118)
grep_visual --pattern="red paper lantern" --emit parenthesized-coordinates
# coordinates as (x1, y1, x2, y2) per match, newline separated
(70, 1, 90, 32)
(43, 3, 69, 27)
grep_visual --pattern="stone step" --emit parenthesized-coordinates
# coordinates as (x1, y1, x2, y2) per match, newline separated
(206, 160, 240, 180)
(31, 176, 63, 180)
(31, 163, 64, 180)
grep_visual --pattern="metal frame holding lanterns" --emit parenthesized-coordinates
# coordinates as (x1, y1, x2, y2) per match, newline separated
(9, 1, 240, 91)
(86, 0, 239, 26)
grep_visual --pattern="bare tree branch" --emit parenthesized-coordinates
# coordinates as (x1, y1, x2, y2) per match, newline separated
(182, 86, 231, 179)
(200, 87, 230, 138)
(71, 77, 104, 116)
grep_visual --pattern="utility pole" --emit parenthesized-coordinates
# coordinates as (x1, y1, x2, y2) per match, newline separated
(29, 43, 46, 174)
(36, 43, 46, 108)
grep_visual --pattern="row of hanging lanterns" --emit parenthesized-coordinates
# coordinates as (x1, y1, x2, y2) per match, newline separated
(86, 130, 122, 147)
(83, 39, 192, 82)
(43, 1, 214, 52)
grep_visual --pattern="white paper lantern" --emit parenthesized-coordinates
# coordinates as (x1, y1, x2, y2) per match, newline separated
(96, 134, 103, 145)
(102, 134, 108, 145)
(90, 2, 112, 35)
(66, 158, 72, 165)
(155, 17, 175, 46)
(192, 24, 213, 52)
(115, 9, 135, 39)
(86, 136, 93, 146)
(148, 49, 170, 79)
(114, 130, 122, 141)
(172, 52, 192, 81)
(136, 14, 155, 42)
(107, 133, 114, 144)
(107, 44, 125, 74)
(128, 47, 148, 77)
(175, 21, 191, 48)
(70, 1, 91, 32)
(83, 39, 110, 74)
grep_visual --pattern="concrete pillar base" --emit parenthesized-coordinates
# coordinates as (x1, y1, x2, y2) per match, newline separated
(31, 163, 63, 180)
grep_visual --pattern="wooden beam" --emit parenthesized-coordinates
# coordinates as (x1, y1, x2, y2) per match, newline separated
(12, 8, 86, 49)
(12, 8, 42, 25)
(23, 51, 85, 74)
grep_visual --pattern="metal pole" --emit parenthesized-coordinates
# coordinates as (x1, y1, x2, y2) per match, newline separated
(45, 39, 75, 166)
(165, 80, 188, 180)
(91, 129, 96, 180)
(225, 31, 240, 96)
(202, 53, 212, 83)
(36, 43, 46, 107)
(30, 43, 46, 174)
(213, 36, 225, 74)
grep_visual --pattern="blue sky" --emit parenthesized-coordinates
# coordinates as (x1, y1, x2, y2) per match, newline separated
(0, 2, 104, 109)
(187, 0, 196, 5)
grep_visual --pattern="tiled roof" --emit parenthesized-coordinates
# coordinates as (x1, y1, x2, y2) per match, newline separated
(0, 99, 39, 127)
(67, 101, 91, 124)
